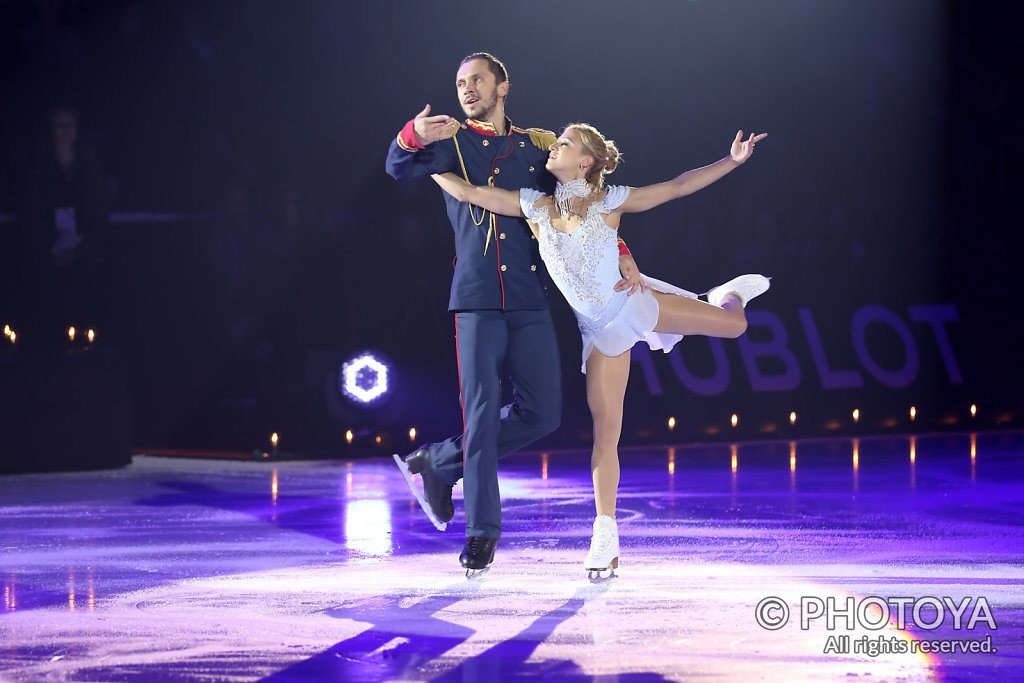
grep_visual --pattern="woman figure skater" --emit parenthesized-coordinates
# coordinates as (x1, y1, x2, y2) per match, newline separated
(431, 124, 768, 575)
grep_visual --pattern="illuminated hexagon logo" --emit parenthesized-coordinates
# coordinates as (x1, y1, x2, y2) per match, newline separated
(340, 352, 390, 404)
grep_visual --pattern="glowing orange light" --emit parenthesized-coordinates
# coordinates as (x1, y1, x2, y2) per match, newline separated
(271, 432, 279, 447)
(668, 449, 675, 475)
(271, 469, 279, 504)
(789, 411, 797, 425)
(87, 329, 95, 343)
(970, 404, 977, 418)
(68, 326, 76, 341)
(909, 406, 917, 421)
(730, 444, 738, 473)
(2, 325, 9, 337)
(970, 433, 977, 475)
(910, 436, 917, 463)
(7, 331, 15, 344)
(731, 414, 738, 427)
(375, 435, 382, 445)
(789, 442, 796, 471)
(541, 452, 549, 480)
(409, 427, 417, 441)
(345, 430, 353, 444)
(853, 438, 860, 470)
(667, 417, 676, 430)
(852, 409, 860, 423)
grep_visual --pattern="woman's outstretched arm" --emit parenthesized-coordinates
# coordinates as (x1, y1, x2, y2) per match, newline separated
(619, 130, 766, 213)
(431, 172, 525, 218)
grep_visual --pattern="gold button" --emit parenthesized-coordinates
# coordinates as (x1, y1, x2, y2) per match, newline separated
(493, 167, 500, 174)
(529, 166, 535, 172)
(531, 265, 537, 271)
(519, 141, 525, 148)
(482, 140, 490, 146)
(500, 264, 507, 271)
(499, 232, 506, 239)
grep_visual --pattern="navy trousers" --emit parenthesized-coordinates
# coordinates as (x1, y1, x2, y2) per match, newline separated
(429, 308, 562, 539)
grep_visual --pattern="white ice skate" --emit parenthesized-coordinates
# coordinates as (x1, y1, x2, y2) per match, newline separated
(584, 515, 619, 580)
(707, 274, 771, 309)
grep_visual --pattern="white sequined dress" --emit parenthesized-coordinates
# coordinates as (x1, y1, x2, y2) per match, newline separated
(520, 185, 697, 373)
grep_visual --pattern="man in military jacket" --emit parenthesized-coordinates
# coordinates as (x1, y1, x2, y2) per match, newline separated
(385, 53, 641, 571)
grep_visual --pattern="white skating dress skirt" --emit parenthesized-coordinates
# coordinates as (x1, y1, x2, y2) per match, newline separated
(520, 186, 697, 373)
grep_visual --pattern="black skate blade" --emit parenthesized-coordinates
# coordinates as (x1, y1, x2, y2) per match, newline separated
(392, 453, 447, 532)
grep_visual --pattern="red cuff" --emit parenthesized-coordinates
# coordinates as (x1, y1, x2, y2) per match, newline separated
(617, 238, 631, 257)
(396, 119, 425, 152)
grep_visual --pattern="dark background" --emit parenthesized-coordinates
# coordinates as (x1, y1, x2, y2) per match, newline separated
(0, 0, 1018, 457)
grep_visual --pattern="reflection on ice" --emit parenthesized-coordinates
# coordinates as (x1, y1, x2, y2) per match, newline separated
(344, 499, 392, 557)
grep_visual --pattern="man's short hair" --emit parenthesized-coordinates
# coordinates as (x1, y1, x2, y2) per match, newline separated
(460, 52, 508, 85)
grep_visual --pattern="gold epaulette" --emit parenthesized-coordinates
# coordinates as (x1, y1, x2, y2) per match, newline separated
(513, 126, 556, 151)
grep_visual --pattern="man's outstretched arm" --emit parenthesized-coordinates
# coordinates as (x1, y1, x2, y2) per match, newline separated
(385, 104, 460, 180)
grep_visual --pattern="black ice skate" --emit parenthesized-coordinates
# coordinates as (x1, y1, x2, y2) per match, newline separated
(392, 447, 454, 531)
(460, 536, 497, 578)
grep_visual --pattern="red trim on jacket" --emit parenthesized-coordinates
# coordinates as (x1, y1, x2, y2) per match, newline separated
(397, 119, 425, 151)
(490, 138, 515, 309)
(465, 118, 498, 136)
(454, 314, 467, 471)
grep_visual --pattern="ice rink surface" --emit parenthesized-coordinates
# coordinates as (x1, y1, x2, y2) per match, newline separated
(2, 432, 1022, 681)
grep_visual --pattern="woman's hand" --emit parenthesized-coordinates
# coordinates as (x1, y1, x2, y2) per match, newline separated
(730, 130, 768, 163)
(614, 254, 647, 296)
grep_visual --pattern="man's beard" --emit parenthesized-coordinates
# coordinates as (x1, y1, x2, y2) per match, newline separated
(463, 92, 499, 122)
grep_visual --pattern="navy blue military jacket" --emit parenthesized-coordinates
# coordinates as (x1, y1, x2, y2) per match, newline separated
(386, 117, 556, 312)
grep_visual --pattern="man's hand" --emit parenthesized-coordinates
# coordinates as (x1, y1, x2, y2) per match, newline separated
(614, 254, 646, 296)
(412, 104, 458, 146)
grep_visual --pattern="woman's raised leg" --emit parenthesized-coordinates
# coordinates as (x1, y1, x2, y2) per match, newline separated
(651, 272, 770, 338)
(651, 290, 748, 338)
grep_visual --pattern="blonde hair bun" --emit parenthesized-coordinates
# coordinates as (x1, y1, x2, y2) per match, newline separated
(567, 123, 623, 188)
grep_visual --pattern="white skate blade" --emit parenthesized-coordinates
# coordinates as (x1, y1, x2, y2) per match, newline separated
(587, 568, 617, 583)
(392, 453, 447, 532)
